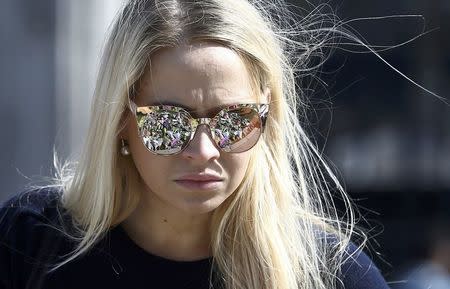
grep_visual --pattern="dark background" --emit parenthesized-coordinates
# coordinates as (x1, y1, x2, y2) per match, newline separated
(0, 0, 449, 286)
(292, 0, 450, 284)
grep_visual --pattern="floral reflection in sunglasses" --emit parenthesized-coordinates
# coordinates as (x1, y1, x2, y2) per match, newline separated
(128, 101, 269, 155)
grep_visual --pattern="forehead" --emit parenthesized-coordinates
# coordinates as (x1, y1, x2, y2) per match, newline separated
(135, 43, 258, 115)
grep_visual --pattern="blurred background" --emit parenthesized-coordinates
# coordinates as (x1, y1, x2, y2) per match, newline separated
(0, 0, 448, 288)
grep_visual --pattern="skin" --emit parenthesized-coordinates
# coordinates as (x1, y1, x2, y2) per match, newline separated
(120, 42, 270, 261)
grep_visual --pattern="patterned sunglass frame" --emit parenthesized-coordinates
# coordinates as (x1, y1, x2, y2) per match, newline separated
(128, 99, 269, 155)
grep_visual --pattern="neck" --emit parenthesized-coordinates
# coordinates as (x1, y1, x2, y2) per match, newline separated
(121, 189, 213, 261)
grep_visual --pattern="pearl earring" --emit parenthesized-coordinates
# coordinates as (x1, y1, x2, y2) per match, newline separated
(120, 139, 130, 156)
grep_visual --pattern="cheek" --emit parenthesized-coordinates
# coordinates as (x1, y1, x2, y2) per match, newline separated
(129, 144, 176, 197)
(224, 153, 252, 187)
(126, 121, 171, 188)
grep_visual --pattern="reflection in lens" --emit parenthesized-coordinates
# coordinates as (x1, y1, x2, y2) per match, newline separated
(136, 106, 192, 155)
(213, 106, 262, 153)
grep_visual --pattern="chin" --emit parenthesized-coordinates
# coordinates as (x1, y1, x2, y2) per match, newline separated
(175, 195, 228, 216)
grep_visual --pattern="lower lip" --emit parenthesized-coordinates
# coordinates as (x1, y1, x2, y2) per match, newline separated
(174, 180, 223, 190)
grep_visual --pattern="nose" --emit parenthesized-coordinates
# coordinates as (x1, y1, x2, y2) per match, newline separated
(180, 124, 221, 161)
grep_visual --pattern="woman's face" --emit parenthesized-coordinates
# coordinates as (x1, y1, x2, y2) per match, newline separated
(122, 42, 267, 216)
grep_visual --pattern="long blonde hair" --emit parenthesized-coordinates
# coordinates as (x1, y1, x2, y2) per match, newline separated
(46, 0, 367, 288)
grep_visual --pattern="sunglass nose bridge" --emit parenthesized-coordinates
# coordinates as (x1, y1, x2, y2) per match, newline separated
(195, 117, 214, 132)
(198, 118, 211, 125)
(192, 117, 214, 131)
(190, 118, 216, 145)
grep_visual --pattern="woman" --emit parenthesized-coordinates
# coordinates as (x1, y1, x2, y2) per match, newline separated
(0, 0, 390, 288)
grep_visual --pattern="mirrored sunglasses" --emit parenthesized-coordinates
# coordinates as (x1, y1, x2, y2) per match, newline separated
(129, 101, 269, 155)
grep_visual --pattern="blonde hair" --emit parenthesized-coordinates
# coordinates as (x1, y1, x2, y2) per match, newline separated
(45, 0, 367, 288)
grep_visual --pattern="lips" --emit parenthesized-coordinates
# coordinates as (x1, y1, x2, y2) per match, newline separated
(175, 173, 223, 182)
(174, 173, 224, 190)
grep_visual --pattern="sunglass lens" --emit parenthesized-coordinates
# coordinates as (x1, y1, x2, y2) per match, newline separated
(213, 106, 262, 153)
(136, 106, 192, 155)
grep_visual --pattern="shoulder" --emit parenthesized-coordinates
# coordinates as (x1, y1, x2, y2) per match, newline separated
(0, 187, 71, 286)
(1, 186, 62, 212)
(0, 187, 64, 233)
(338, 241, 391, 289)
(0, 186, 68, 251)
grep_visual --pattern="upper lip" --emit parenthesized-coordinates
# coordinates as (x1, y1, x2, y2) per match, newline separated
(175, 173, 223, 181)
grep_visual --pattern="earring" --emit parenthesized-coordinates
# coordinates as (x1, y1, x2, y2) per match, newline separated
(120, 139, 130, 156)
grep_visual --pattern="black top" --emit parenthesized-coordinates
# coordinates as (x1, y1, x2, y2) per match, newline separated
(0, 188, 390, 289)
